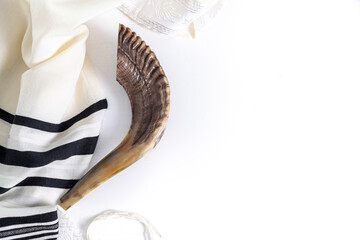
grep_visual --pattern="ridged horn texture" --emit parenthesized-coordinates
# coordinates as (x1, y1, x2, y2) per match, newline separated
(60, 24, 170, 210)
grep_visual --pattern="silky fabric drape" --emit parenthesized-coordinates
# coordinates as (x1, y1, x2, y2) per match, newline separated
(0, 1, 125, 239)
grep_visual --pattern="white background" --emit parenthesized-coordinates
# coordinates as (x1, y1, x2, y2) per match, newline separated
(68, 1, 360, 239)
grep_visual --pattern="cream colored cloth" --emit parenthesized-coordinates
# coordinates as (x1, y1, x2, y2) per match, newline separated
(0, 0, 124, 239)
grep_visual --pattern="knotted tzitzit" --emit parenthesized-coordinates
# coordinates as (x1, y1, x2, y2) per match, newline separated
(0, 0, 221, 239)
(87, 211, 163, 240)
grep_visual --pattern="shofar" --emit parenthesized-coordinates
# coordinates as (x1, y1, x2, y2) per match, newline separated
(60, 24, 170, 210)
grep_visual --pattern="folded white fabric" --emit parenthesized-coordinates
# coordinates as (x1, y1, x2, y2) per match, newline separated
(0, 0, 127, 239)
(119, 0, 224, 37)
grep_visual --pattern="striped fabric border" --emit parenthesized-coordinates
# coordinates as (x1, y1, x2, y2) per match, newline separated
(0, 99, 107, 239)
(0, 211, 57, 228)
(0, 177, 78, 194)
(0, 99, 107, 132)
(0, 223, 58, 238)
(0, 136, 99, 167)
(14, 231, 59, 240)
(0, 210, 59, 240)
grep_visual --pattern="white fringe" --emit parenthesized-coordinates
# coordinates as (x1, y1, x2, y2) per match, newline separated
(87, 210, 163, 240)
(57, 207, 162, 240)
(57, 206, 84, 240)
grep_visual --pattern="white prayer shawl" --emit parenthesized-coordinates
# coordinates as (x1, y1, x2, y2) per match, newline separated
(0, 1, 122, 239)
(0, 0, 222, 239)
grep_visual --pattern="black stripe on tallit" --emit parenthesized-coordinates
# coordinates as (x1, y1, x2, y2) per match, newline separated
(0, 99, 107, 132)
(0, 177, 78, 194)
(0, 136, 99, 167)
(0, 108, 14, 124)
(13, 231, 59, 240)
(0, 211, 57, 228)
(0, 222, 58, 238)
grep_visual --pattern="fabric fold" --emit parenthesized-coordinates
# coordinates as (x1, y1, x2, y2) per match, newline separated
(0, 1, 120, 238)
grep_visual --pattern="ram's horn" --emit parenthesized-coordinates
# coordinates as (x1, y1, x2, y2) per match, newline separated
(60, 24, 170, 210)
